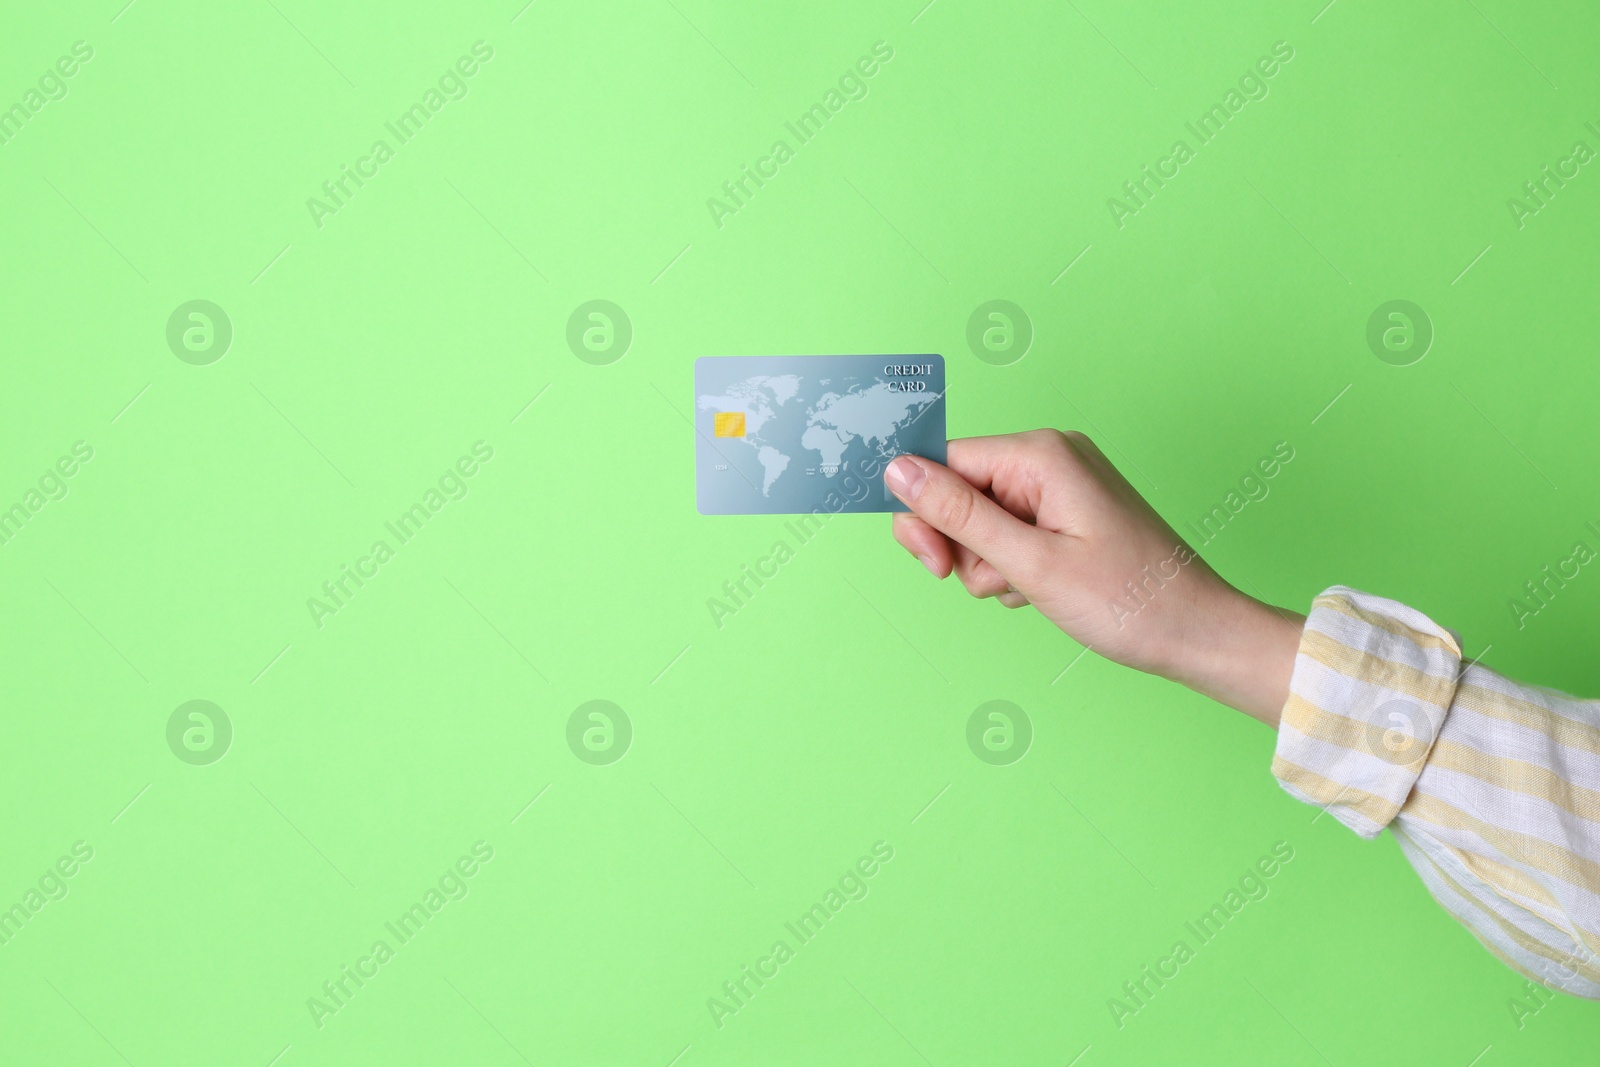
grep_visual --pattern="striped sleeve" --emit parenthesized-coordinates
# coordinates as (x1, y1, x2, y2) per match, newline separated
(1271, 585, 1600, 998)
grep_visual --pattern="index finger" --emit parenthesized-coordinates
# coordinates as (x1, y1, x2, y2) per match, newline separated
(944, 430, 1059, 492)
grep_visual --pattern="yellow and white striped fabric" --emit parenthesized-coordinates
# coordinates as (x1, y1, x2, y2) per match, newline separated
(1272, 586, 1600, 998)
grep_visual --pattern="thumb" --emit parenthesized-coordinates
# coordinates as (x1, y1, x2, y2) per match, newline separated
(884, 454, 1051, 588)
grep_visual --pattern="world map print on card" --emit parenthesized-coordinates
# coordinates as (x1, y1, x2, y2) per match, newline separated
(694, 355, 947, 515)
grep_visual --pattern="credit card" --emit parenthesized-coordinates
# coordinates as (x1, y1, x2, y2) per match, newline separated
(694, 354, 946, 515)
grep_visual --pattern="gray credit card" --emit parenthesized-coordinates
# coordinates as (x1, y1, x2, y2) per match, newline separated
(694, 354, 946, 515)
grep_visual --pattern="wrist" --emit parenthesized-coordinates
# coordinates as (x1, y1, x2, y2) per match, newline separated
(1161, 585, 1305, 726)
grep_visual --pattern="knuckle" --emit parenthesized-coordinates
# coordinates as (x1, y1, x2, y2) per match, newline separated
(1044, 428, 1101, 472)
(1030, 427, 1091, 460)
(1056, 429, 1096, 459)
(936, 483, 977, 536)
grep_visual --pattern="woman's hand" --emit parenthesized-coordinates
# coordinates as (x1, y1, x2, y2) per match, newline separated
(885, 429, 1304, 725)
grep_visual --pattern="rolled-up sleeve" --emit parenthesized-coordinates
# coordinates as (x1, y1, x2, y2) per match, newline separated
(1272, 585, 1600, 998)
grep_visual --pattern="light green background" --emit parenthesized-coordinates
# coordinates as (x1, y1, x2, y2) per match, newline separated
(2, 0, 1598, 1063)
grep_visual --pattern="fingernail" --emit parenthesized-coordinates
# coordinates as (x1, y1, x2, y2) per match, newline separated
(884, 456, 925, 501)
(917, 554, 941, 577)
